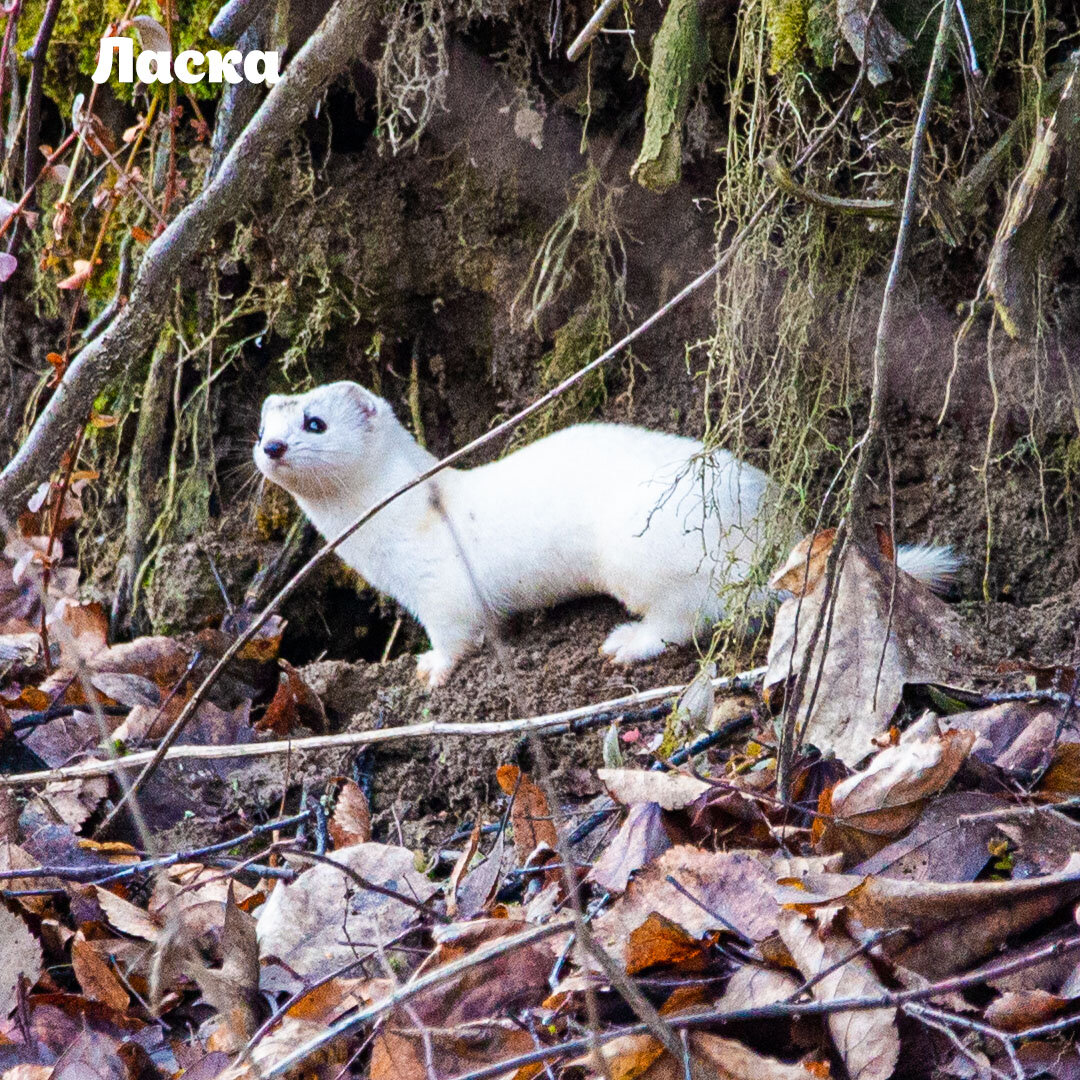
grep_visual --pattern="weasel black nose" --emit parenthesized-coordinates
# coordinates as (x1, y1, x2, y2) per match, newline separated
(263, 439, 287, 460)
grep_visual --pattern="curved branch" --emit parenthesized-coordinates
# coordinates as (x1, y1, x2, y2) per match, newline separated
(0, 0, 375, 517)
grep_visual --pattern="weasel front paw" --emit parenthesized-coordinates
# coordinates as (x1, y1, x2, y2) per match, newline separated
(600, 622, 669, 665)
(416, 649, 455, 687)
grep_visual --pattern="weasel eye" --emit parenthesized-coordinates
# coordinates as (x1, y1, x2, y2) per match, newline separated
(303, 415, 326, 434)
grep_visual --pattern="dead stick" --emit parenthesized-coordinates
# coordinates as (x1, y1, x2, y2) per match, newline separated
(847, 0, 955, 537)
(7, 668, 765, 788)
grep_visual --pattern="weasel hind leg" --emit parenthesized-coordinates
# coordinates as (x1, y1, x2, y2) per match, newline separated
(600, 616, 692, 666)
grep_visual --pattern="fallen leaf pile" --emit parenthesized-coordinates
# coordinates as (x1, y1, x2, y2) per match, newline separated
(3, 513, 1080, 1080)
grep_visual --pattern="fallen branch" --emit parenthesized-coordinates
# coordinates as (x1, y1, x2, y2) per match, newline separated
(0, 667, 766, 788)
(0, 0, 378, 518)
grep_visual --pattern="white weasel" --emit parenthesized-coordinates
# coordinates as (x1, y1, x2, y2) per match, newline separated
(254, 381, 958, 686)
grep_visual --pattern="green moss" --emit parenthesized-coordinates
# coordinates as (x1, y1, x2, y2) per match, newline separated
(805, 0, 840, 68)
(16, 0, 224, 104)
(531, 308, 610, 434)
(766, 0, 807, 75)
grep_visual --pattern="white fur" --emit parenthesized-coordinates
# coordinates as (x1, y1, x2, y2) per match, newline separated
(893, 543, 961, 592)
(255, 382, 955, 685)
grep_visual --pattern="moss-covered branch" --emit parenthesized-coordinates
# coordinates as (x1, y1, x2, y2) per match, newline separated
(631, 0, 707, 194)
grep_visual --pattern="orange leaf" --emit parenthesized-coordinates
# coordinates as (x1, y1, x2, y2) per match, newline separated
(130, 225, 153, 244)
(768, 528, 837, 595)
(329, 780, 372, 847)
(496, 765, 558, 864)
(71, 935, 129, 1011)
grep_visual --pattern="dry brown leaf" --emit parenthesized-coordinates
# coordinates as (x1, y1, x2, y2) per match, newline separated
(625, 912, 708, 974)
(256, 843, 437, 979)
(414, 918, 558, 1021)
(593, 847, 779, 965)
(371, 1023, 535, 1080)
(577, 1031, 822, 1080)
(88, 671, 159, 708)
(455, 829, 512, 919)
(778, 908, 898, 1080)
(0, 842, 56, 915)
(819, 730, 975, 859)
(775, 853, 1080, 978)
(190, 887, 261, 1043)
(0, 903, 43, 1019)
(284, 975, 381, 1024)
(496, 764, 559, 863)
(717, 963, 802, 1010)
(94, 886, 164, 941)
(71, 934, 128, 1011)
(258, 659, 326, 735)
(764, 541, 980, 766)
(149, 864, 257, 920)
(599, 767, 711, 809)
(590, 801, 672, 894)
(446, 822, 480, 919)
(329, 779, 372, 848)
(984, 988, 1067, 1032)
(852, 791, 1004, 883)
(366, 919, 556, 1080)
(50, 1029, 129, 1080)
(769, 529, 838, 596)
(675, 1034, 825, 1080)
(3, 1066, 54, 1080)
(905, 700, 1076, 776)
(569, 1032, 666, 1080)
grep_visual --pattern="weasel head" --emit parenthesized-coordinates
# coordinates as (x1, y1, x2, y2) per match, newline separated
(254, 381, 385, 503)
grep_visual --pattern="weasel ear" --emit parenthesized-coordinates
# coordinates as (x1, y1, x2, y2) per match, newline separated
(339, 382, 379, 423)
(259, 394, 283, 421)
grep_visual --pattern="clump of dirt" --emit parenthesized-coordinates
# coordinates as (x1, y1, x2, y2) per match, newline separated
(150, 597, 708, 854)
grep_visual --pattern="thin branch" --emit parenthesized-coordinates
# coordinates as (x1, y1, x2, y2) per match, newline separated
(0, 809, 311, 882)
(2, 0, 60, 275)
(566, 0, 622, 61)
(847, 0, 955, 539)
(0, 669, 765, 788)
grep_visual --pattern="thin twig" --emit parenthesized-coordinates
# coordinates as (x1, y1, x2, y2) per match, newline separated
(0, 809, 311, 883)
(3, 672, 763, 788)
(566, 0, 622, 61)
(847, 0, 955, 538)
